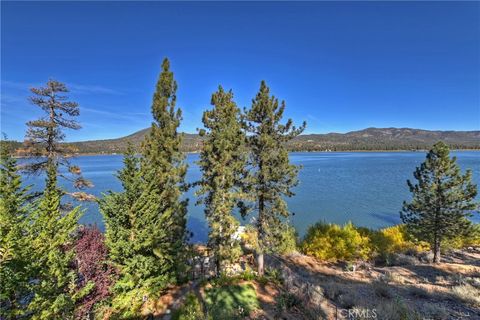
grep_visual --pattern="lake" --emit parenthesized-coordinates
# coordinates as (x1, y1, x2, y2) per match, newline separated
(21, 151, 480, 243)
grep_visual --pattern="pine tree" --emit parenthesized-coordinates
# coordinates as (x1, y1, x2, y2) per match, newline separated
(196, 86, 246, 272)
(401, 141, 478, 263)
(100, 58, 188, 315)
(100, 145, 145, 315)
(0, 142, 31, 319)
(20, 80, 84, 318)
(243, 81, 306, 275)
(23, 79, 91, 196)
(136, 57, 188, 284)
(27, 161, 82, 319)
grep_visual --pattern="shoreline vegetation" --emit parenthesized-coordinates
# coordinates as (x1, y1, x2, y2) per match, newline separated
(2, 127, 480, 157)
(7, 148, 480, 159)
(1, 59, 479, 320)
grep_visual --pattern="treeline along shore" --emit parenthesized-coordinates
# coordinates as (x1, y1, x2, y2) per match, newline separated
(3, 127, 480, 155)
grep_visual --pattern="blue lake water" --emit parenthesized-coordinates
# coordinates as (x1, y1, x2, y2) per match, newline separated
(21, 151, 480, 243)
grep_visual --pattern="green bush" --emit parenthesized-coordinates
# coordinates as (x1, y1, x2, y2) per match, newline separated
(241, 223, 298, 255)
(443, 223, 480, 250)
(204, 284, 259, 320)
(275, 292, 301, 311)
(258, 267, 283, 285)
(301, 221, 371, 261)
(172, 293, 205, 320)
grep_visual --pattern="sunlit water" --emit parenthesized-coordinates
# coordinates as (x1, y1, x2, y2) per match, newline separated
(21, 151, 480, 243)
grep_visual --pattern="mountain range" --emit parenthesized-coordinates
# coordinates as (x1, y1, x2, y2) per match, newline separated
(56, 127, 480, 154)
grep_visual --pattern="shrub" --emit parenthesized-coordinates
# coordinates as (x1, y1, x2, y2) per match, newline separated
(451, 284, 480, 307)
(420, 303, 449, 320)
(204, 284, 259, 320)
(259, 268, 283, 285)
(301, 222, 371, 261)
(322, 280, 344, 300)
(370, 225, 428, 264)
(172, 293, 205, 320)
(407, 286, 432, 299)
(275, 292, 301, 311)
(274, 223, 298, 254)
(74, 226, 116, 319)
(375, 298, 420, 320)
(241, 223, 297, 255)
(372, 280, 393, 299)
(338, 291, 362, 308)
(443, 223, 480, 250)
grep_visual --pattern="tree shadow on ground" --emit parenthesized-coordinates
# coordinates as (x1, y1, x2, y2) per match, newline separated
(269, 254, 480, 320)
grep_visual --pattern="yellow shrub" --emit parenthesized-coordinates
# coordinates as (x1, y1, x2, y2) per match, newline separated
(372, 225, 410, 255)
(371, 224, 429, 259)
(301, 222, 371, 262)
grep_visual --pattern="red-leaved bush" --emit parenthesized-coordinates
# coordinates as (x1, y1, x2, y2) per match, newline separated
(74, 225, 116, 318)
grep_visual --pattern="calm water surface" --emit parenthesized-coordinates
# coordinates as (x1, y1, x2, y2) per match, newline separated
(22, 151, 480, 242)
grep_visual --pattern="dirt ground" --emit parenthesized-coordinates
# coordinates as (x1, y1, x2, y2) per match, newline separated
(148, 249, 480, 320)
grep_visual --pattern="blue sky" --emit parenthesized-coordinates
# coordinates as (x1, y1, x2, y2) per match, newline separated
(1, 1, 479, 142)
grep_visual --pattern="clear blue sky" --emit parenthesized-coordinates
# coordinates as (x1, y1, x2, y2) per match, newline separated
(1, 1, 479, 141)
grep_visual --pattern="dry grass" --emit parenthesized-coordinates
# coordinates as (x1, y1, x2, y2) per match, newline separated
(451, 284, 480, 307)
(275, 249, 480, 319)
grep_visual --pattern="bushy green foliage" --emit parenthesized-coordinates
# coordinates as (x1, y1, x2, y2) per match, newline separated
(0, 145, 31, 319)
(27, 164, 83, 319)
(275, 292, 301, 312)
(240, 223, 298, 255)
(204, 284, 259, 320)
(301, 221, 371, 262)
(100, 58, 189, 317)
(172, 293, 205, 320)
(138, 57, 188, 279)
(401, 141, 478, 263)
(196, 86, 246, 271)
(443, 223, 480, 250)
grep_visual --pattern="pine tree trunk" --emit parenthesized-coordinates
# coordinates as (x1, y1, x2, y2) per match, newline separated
(433, 240, 441, 264)
(257, 192, 265, 276)
(257, 252, 264, 276)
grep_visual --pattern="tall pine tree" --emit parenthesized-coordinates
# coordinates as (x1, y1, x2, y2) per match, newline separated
(137, 57, 188, 283)
(21, 80, 84, 318)
(100, 145, 146, 316)
(401, 141, 478, 263)
(243, 81, 305, 275)
(196, 86, 246, 272)
(100, 58, 188, 316)
(0, 142, 31, 319)
(23, 80, 91, 197)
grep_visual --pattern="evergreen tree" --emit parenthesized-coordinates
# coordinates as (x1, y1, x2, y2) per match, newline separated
(136, 57, 188, 283)
(196, 86, 246, 272)
(100, 145, 145, 315)
(23, 79, 91, 196)
(0, 143, 31, 319)
(401, 141, 478, 263)
(100, 58, 188, 315)
(27, 161, 82, 319)
(20, 80, 85, 318)
(243, 81, 305, 275)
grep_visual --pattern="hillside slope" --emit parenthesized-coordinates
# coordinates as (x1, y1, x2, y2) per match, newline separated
(4, 127, 480, 154)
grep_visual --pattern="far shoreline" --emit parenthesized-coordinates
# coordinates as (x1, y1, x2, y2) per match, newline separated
(63, 148, 480, 157)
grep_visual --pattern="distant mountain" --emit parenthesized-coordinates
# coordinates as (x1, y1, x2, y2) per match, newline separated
(4, 127, 479, 155)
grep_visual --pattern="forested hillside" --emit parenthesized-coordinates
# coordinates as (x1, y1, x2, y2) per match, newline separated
(4, 127, 479, 155)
